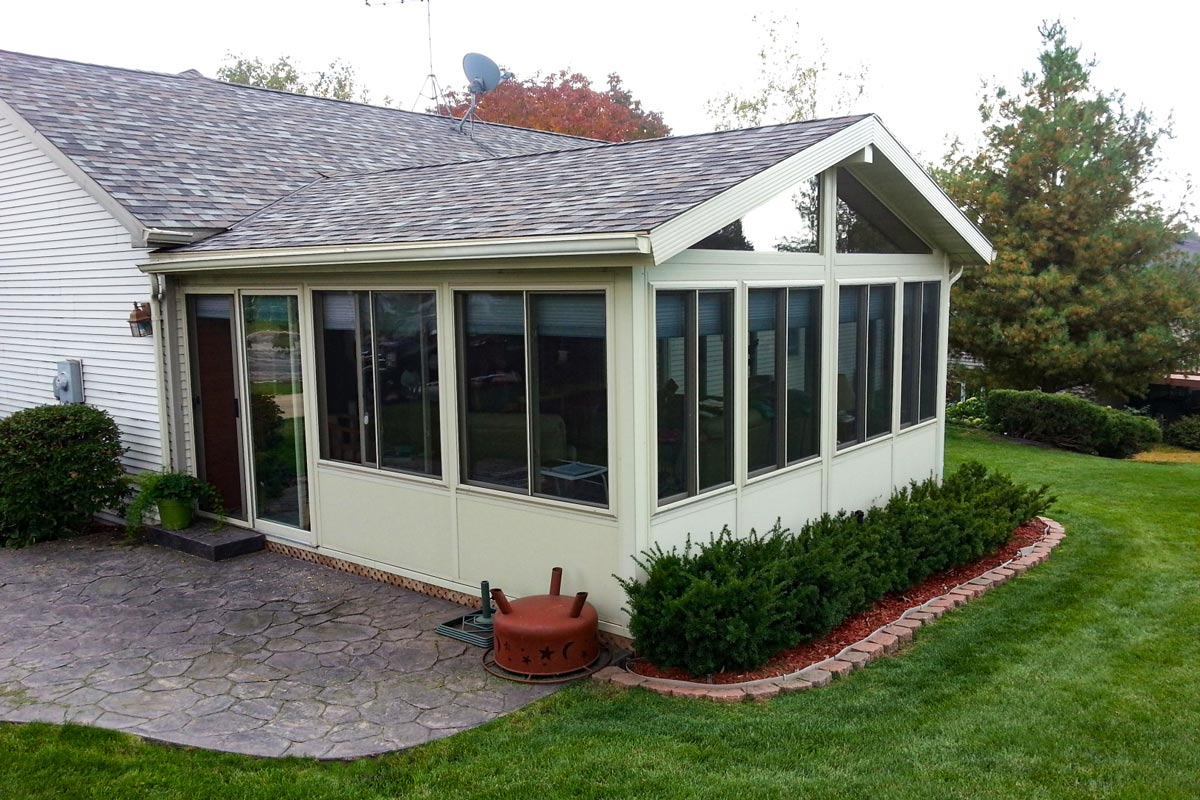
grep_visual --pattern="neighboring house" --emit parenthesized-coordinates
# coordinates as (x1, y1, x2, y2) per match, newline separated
(0, 50, 991, 636)
(1145, 236, 1200, 418)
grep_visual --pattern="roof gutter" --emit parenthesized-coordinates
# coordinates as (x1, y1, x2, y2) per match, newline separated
(140, 232, 654, 274)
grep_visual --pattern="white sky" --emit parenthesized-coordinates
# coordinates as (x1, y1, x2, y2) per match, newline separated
(4, 0, 1194, 216)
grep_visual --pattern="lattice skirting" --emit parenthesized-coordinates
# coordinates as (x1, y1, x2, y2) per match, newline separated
(264, 540, 634, 652)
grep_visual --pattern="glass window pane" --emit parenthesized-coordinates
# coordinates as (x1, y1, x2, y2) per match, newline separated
(531, 294, 608, 506)
(747, 289, 780, 473)
(836, 168, 931, 254)
(691, 176, 821, 253)
(375, 292, 440, 476)
(656, 292, 689, 502)
(837, 287, 861, 446)
(866, 285, 895, 438)
(316, 292, 370, 464)
(786, 287, 821, 461)
(243, 295, 309, 530)
(698, 291, 733, 490)
(459, 292, 528, 491)
(919, 282, 941, 421)
(900, 282, 921, 427)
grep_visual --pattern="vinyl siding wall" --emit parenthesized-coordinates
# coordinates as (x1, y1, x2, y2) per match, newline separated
(0, 112, 162, 471)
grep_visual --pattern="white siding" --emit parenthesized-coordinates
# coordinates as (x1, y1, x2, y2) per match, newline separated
(0, 113, 161, 471)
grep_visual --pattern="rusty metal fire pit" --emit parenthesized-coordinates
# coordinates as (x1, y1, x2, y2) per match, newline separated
(485, 567, 606, 682)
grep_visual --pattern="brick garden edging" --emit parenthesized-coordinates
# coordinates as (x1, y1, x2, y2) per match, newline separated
(592, 516, 1066, 701)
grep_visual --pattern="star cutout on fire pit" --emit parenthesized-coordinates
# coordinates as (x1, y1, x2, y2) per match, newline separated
(521, 655, 531, 665)
(539, 647, 553, 661)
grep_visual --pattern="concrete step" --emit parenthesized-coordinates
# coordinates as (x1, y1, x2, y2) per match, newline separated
(146, 520, 265, 561)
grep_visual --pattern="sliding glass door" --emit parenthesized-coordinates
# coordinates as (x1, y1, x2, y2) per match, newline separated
(242, 295, 310, 531)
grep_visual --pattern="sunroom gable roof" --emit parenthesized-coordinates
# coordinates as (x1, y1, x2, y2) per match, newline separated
(149, 115, 993, 271)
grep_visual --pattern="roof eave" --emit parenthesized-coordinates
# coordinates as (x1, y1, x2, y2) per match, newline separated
(648, 115, 993, 266)
(140, 232, 654, 273)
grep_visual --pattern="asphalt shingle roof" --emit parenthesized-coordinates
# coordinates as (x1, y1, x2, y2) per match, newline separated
(0, 50, 595, 230)
(181, 115, 868, 252)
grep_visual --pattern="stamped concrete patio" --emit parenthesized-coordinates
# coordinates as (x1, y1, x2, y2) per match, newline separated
(0, 534, 555, 758)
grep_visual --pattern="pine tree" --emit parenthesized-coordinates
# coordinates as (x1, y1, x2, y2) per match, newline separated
(938, 22, 1200, 401)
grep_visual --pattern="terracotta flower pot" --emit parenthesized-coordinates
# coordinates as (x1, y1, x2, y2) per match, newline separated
(156, 498, 194, 531)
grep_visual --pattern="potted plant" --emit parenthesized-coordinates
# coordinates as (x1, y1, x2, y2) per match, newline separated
(125, 471, 223, 532)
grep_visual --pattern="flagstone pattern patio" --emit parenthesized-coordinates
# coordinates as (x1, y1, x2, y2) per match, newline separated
(0, 534, 555, 759)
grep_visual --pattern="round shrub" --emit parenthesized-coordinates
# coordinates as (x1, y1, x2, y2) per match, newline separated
(0, 404, 128, 547)
(946, 395, 989, 428)
(1165, 415, 1200, 451)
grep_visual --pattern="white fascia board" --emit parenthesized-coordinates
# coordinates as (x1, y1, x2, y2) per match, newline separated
(649, 118, 877, 264)
(649, 116, 995, 266)
(867, 118, 995, 264)
(140, 231, 653, 273)
(0, 97, 150, 246)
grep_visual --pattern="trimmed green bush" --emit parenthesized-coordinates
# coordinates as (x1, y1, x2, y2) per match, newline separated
(1165, 415, 1200, 451)
(0, 404, 129, 547)
(618, 462, 1053, 677)
(984, 389, 1160, 458)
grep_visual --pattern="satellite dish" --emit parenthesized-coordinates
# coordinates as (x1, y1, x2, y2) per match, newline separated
(458, 52, 513, 132)
(463, 53, 504, 94)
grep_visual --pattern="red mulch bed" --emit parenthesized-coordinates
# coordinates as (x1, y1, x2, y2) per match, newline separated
(628, 519, 1048, 685)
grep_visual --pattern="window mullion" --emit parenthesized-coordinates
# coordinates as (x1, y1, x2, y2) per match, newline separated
(418, 294, 433, 475)
(686, 292, 699, 498)
(776, 289, 788, 468)
(524, 293, 538, 498)
(366, 292, 380, 468)
(857, 286, 869, 443)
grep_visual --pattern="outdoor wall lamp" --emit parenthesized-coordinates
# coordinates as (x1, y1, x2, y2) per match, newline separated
(127, 302, 153, 337)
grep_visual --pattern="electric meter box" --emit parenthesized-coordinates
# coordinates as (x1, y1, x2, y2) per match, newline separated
(52, 359, 84, 404)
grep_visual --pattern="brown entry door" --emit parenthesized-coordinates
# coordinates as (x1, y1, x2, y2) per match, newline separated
(188, 295, 246, 518)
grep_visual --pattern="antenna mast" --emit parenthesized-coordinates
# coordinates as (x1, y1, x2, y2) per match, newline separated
(365, 0, 449, 115)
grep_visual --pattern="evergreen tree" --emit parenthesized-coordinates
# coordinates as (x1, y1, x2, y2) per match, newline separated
(938, 22, 1200, 400)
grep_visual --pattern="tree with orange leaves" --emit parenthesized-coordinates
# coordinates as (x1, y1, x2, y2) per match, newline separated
(441, 71, 669, 142)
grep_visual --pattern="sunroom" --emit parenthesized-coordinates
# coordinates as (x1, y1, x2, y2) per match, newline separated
(144, 114, 992, 637)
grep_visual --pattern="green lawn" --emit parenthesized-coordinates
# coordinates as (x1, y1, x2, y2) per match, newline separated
(3, 428, 1198, 799)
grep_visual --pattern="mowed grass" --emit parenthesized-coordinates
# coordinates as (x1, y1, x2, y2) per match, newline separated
(2, 427, 1198, 799)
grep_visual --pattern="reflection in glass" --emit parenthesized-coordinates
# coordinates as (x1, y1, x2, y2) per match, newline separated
(749, 287, 823, 473)
(690, 176, 821, 253)
(836, 168, 931, 254)
(786, 287, 821, 462)
(459, 292, 528, 491)
(656, 292, 689, 502)
(375, 292, 440, 476)
(919, 282, 940, 422)
(747, 289, 781, 473)
(837, 287, 861, 447)
(531, 294, 608, 505)
(316, 292, 373, 465)
(243, 295, 308, 530)
(697, 291, 733, 491)
(900, 282, 921, 427)
(866, 285, 895, 439)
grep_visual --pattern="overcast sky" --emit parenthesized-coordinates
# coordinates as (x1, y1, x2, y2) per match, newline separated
(5, 0, 1194, 216)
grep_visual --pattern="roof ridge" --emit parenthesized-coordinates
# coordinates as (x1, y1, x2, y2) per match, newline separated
(0, 47, 598, 147)
(311, 113, 875, 182)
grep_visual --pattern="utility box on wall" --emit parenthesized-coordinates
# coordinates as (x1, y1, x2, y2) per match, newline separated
(52, 359, 84, 404)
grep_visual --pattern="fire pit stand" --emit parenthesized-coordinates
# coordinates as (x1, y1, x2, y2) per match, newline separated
(483, 567, 610, 684)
